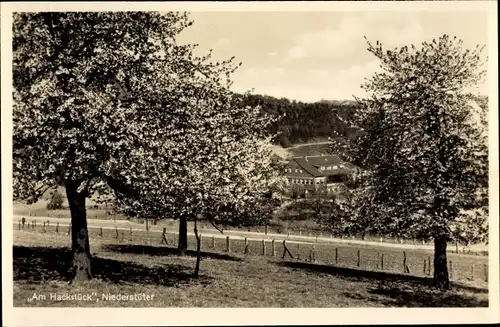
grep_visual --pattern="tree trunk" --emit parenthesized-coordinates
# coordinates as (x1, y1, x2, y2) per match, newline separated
(178, 215, 188, 255)
(65, 180, 92, 282)
(433, 235, 450, 289)
(194, 218, 202, 278)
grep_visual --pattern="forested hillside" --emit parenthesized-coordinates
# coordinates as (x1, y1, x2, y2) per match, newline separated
(236, 93, 489, 149)
(235, 93, 361, 147)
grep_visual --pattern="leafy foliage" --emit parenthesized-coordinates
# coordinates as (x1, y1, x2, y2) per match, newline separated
(13, 12, 283, 214)
(235, 94, 361, 147)
(14, 12, 209, 202)
(328, 35, 488, 243)
(114, 94, 287, 230)
(13, 12, 288, 278)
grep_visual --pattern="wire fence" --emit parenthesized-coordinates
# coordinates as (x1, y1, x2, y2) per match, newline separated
(15, 219, 489, 285)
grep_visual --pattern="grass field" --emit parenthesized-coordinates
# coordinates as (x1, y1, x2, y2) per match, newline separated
(15, 219, 490, 286)
(12, 228, 489, 307)
(14, 201, 488, 256)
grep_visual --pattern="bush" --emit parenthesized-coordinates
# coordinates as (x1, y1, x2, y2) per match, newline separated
(46, 192, 64, 210)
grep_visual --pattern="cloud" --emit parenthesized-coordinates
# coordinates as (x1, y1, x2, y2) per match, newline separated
(232, 67, 286, 93)
(241, 67, 285, 77)
(227, 12, 488, 102)
(232, 61, 382, 102)
(211, 37, 231, 50)
(284, 12, 425, 63)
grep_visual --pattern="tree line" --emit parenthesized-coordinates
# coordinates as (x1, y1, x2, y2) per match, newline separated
(234, 94, 361, 147)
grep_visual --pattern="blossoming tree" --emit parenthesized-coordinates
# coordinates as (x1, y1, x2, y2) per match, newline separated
(329, 35, 488, 289)
(13, 12, 280, 281)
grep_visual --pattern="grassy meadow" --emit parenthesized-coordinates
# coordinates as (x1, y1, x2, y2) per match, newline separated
(13, 226, 489, 307)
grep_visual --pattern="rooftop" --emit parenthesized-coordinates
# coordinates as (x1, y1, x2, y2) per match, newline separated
(288, 154, 351, 177)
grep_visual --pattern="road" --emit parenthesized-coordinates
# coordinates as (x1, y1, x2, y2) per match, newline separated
(12, 215, 489, 253)
(288, 141, 334, 148)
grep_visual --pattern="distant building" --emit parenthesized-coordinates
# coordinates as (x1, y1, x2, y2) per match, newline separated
(284, 154, 351, 193)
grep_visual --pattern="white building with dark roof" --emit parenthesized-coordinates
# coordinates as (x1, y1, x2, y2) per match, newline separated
(284, 154, 352, 192)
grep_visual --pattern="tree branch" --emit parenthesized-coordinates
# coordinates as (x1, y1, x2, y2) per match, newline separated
(105, 175, 139, 199)
(209, 219, 225, 234)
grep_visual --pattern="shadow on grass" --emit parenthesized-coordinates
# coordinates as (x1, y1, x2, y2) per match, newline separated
(278, 260, 488, 307)
(13, 245, 212, 287)
(361, 281, 488, 307)
(102, 244, 243, 262)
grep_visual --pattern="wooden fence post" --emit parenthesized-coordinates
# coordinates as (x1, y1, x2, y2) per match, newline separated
(470, 263, 474, 281)
(43, 221, 46, 233)
(272, 239, 276, 257)
(244, 238, 249, 255)
(297, 243, 301, 260)
(160, 228, 169, 245)
(312, 244, 316, 262)
(449, 260, 453, 279)
(261, 240, 266, 256)
(99, 227, 103, 237)
(56, 222, 59, 233)
(130, 227, 133, 241)
(226, 236, 230, 253)
(21, 218, 25, 229)
(427, 256, 431, 275)
(403, 251, 407, 273)
(423, 259, 427, 275)
(68, 223, 71, 235)
(212, 235, 216, 249)
(335, 248, 338, 265)
(357, 249, 360, 267)
(115, 226, 119, 239)
(199, 235, 203, 250)
(282, 240, 294, 259)
(381, 253, 384, 270)
(265, 225, 268, 235)
(455, 241, 459, 254)
(484, 264, 488, 282)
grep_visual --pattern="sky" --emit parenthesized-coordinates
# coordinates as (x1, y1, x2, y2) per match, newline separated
(177, 11, 489, 102)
